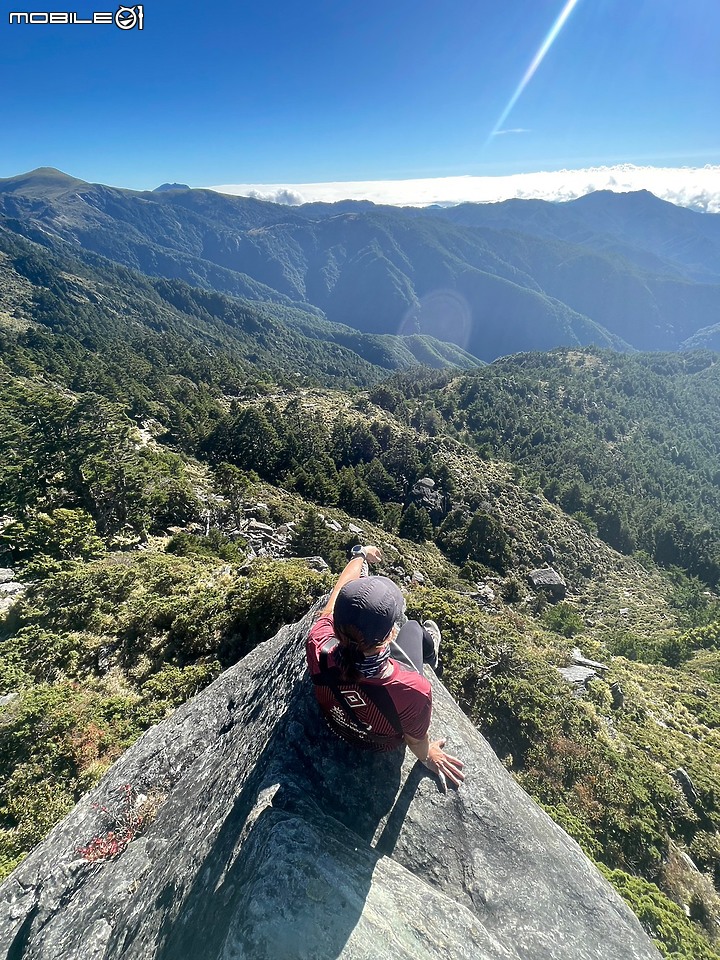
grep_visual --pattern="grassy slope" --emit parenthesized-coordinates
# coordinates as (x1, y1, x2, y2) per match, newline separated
(0, 222, 718, 954)
(1, 382, 719, 957)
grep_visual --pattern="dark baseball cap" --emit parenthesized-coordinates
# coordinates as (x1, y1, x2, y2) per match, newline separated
(334, 577, 403, 647)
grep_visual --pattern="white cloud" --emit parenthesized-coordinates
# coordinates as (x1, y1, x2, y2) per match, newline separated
(207, 164, 720, 213)
(245, 187, 305, 205)
(492, 128, 531, 137)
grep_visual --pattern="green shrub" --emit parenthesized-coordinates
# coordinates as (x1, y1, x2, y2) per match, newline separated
(542, 602, 584, 638)
(3, 509, 105, 571)
(538, 801, 603, 859)
(398, 504, 433, 543)
(290, 508, 347, 571)
(437, 508, 509, 571)
(658, 634, 692, 668)
(605, 628, 697, 667)
(573, 511, 598, 534)
(502, 576, 524, 603)
(166, 530, 243, 562)
(459, 560, 494, 583)
(683, 621, 720, 653)
(600, 867, 720, 960)
(133, 662, 221, 726)
(0, 682, 141, 879)
(690, 831, 720, 886)
(0, 551, 330, 878)
(217, 559, 330, 667)
(669, 574, 720, 629)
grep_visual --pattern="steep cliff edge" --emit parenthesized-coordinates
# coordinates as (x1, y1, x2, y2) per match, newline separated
(0, 606, 661, 960)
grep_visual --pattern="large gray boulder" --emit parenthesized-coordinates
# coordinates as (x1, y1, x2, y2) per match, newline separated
(0, 606, 661, 960)
(528, 567, 567, 600)
(409, 478, 450, 525)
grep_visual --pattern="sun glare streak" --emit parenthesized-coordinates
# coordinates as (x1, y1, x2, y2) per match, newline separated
(487, 0, 583, 143)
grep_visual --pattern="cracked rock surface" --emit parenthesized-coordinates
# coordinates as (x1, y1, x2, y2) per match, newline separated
(0, 606, 661, 960)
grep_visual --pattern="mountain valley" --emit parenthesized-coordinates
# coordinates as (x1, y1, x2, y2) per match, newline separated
(1, 170, 720, 958)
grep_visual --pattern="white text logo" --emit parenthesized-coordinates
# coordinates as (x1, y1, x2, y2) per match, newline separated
(9, 5, 144, 29)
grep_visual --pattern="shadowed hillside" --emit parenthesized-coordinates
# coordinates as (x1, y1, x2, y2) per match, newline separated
(2, 169, 719, 360)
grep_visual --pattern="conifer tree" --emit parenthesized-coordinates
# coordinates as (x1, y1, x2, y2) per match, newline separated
(398, 503, 432, 543)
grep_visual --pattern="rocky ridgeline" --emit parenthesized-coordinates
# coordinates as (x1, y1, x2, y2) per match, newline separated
(194, 500, 441, 587)
(0, 605, 661, 960)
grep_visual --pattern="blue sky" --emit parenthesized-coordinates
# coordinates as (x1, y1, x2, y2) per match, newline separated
(1, 0, 718, 194)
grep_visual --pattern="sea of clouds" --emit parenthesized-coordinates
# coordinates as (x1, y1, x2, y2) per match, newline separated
(207, 164, 720, 213)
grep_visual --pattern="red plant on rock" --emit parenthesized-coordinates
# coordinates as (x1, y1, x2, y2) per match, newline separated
(77, 783, 162, 863)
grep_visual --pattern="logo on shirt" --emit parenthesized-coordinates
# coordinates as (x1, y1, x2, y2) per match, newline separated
(342, 690, 367, 709)
(330, 705, 370, 736)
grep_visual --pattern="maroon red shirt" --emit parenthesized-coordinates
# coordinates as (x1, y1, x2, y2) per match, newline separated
(306, 614, 432, 751)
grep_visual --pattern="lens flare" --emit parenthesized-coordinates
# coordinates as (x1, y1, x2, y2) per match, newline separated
(487, 0, 583, 143)
(400, 290, 472, 351)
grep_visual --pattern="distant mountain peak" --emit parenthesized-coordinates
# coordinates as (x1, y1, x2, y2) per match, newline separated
(28, 166, 72, 177)
(0, 166, 88, 196)
(571, 188, 672, 209)
(153, 182, 191, 193)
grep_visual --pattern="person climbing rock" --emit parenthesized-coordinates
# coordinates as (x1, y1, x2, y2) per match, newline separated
(306, 544, 464, 792)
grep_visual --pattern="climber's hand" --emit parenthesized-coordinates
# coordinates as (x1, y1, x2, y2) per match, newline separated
(363, 545, 383, 565)
(422, 739, 465, 793)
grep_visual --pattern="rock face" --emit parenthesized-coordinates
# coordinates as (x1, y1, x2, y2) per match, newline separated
(610, 681, 625, 710)
(671, 767, 699, 807)
(0, 574, 26, 617)
(557, 665, 598, 690)
(570, 648, 609, 673)
(0, 606, 661, 960)
(409, 478, 450, 525)
(558, 648, 610, 693)
(528, 567, 567, 600)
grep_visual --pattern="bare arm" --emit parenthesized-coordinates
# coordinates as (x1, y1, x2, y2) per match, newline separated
(319, 545, 383, 618)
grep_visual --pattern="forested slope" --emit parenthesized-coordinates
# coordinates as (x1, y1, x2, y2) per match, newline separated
(1, 226, 720, 957)
(3, 168, 719, 359)
(382, 350, 720, 586)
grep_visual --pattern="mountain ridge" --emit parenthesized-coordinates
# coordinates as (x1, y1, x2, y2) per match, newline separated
(2, 168, 718, 360)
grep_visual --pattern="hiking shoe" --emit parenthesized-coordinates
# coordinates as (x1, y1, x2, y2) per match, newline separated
(422, 620, 441, 670)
